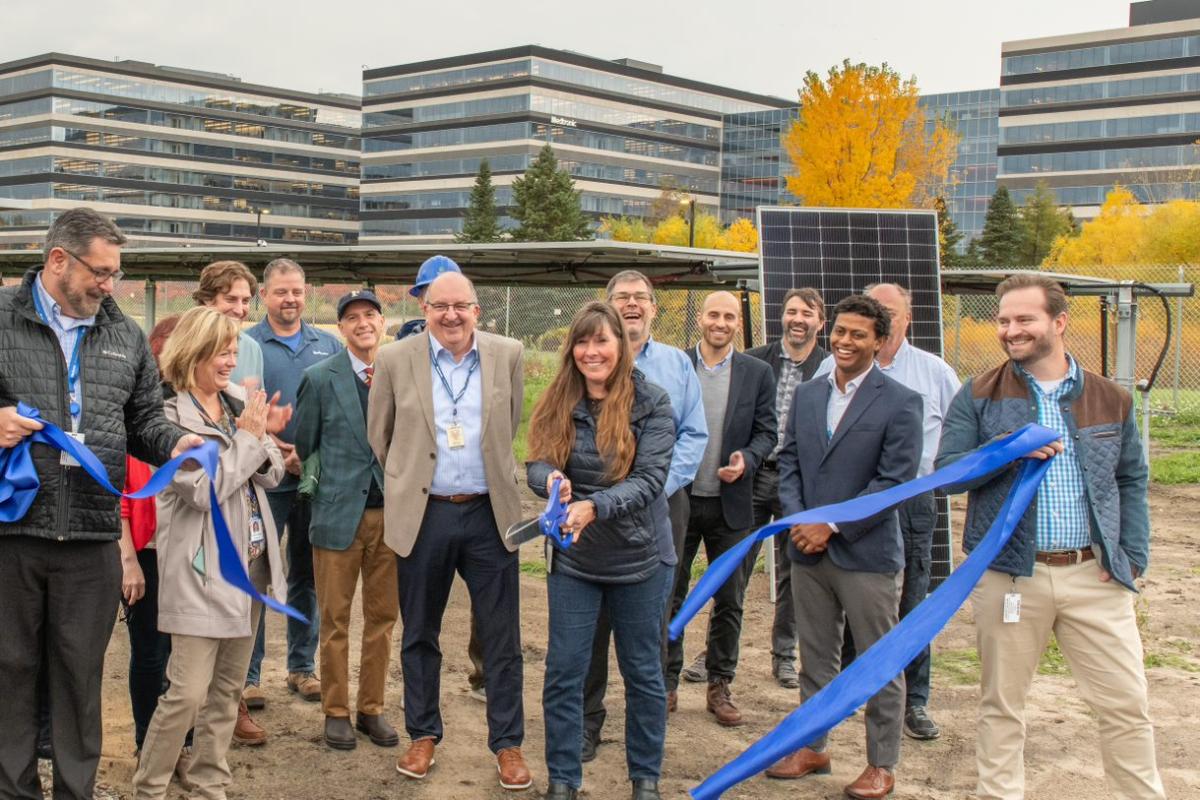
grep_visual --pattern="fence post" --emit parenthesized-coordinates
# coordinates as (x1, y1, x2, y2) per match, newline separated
(504, 286, 512, 338)
(951, 295, 962, 374)
(143, 279, 156, 334)
(1173, 264, 1184, 411)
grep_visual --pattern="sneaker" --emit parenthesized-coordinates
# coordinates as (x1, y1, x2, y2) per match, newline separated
(286, 671, 321, 702)
(904, 705, 941, 740)
(772, 658, 800, 690)
(681, 651, 708, 684)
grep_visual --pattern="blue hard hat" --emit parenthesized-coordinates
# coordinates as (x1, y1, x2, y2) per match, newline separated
(410, 255, 462, 297)
(396, 318, 426, 340)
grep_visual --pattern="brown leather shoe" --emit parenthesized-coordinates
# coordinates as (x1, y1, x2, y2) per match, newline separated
(706, 679, 745, 727)
(233, 700, 267, 746)
(765, 747, 831, 779)
(396, 738, 436, 779)
(844, 766, 894, 799)
(286, 671, 321, 702)
(496, 746, 533, 790)
(667, 689, 678, 713)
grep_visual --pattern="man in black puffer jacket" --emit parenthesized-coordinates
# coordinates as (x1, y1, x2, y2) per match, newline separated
(0, 208, 199, 800)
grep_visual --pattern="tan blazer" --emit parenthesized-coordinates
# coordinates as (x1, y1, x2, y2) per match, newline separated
(368, 330, 524, 558)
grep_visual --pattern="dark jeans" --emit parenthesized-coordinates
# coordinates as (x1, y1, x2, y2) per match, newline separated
(584, 490, 688, 738)
(837, 492, 935, 707)
(545, 564, 672, 788)
(247, 490, 319, 683)
(0, 537, 121, 800)
(666, 495, 750, 687)
(395, 497, 524, 752)
(745, 465, 798, 664)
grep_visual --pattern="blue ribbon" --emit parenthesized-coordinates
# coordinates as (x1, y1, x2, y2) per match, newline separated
(0, 403, 307, 623)
(675, 423, 1059, 799)
(540, 476, 572, 550)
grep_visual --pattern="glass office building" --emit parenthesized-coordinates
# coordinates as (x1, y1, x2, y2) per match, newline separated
(920, 89, 1000, 243)
(360, 46, 791, 242)
(998, 2, 1200, 218)
(0, 54, 361, 249)
(718, 107, 799, 225)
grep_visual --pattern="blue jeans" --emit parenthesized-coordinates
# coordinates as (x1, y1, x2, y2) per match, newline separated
(544, 563, 672, 789)
(246, 490, 319, 684)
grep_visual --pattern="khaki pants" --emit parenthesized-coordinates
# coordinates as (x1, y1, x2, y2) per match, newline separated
(313, 508, 399, 719)
(132, 602, 262, 800)
(971, 561, 1166, 800)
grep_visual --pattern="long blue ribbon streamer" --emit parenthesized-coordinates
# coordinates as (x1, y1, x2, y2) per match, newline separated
(677, 423, 1060, 799)
(0, 403, 308, 623)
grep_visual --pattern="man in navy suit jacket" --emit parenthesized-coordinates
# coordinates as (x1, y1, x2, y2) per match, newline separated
(766, 295, 922, 800)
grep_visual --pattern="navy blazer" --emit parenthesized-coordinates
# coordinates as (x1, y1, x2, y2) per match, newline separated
(684, 348, 778, 530)
(777, 365, 922, 573)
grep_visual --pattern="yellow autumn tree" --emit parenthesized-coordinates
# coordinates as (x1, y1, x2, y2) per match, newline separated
(784, 60, 958, 208)
(601, 214, 758, 252)
(716, 217, 759, 252)
(1045, 187, 1145, 266)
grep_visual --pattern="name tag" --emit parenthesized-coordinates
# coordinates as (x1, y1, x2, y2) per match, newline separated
(60, 432, 84, 467)
(1003, 592, 1022, 624)
(446, 422, 466, 449)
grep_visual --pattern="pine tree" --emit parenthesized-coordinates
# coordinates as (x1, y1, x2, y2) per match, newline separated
(455, 159, 503, 243)
(979, 185, 1023, 266)
(1017, 181, 1074, 266)
(509, 144, 593, 242)
(934, 196, 964, 267)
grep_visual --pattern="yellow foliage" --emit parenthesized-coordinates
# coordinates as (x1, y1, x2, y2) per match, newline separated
(784, 60, 958, 209)
(1142, 200, 1200, 264)
(651, 213, 722, 248)
(599, 216, 652, 243)
(716, 217, 759, 252)
(603, 213, 758, 252)
(1046, 187, 1144, 266)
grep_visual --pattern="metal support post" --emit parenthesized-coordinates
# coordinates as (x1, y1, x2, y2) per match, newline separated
(739, 286, 754, 349)
(1113, 283, 1138, 396)
(143, 279, 156, 334)
(1173, 265, 1184, 410)
(504, 286, 512, 338)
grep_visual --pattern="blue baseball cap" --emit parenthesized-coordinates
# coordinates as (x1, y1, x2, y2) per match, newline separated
(336, 289, 382, 320)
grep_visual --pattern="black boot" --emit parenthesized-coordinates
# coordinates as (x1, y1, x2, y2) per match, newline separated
(546, 783, 578, 799)
(632, 779, 661, 799)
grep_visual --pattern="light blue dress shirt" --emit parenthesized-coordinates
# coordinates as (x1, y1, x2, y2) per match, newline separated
(34, 273, 94, 430)
(429, 332, 488, 495)
(635, 337, 708, 497)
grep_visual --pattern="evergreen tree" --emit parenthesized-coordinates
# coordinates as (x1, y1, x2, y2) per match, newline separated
(455, 159, 503, 243)
(1017, 181, 1074, 266)
(509, 144, 593, 242)
(979, 185, 1023, 265)
(934, 196, 964, 267)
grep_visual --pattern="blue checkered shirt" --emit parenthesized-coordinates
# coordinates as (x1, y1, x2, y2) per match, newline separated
(1021, 356, 1091, 551)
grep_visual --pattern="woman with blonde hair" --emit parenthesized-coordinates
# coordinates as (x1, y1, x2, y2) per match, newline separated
(131, 305, 286, 800)
(526, 301, 676, 800)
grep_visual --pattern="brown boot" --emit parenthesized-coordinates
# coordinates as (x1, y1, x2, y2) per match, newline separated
(233, 700, 267, 746)
(765, 747, 831, 779)
(706, 679, 745, 727)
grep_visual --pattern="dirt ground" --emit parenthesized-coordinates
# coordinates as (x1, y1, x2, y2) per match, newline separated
(85, 484, 1200, 800)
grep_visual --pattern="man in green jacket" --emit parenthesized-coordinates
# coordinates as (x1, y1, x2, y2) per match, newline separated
(294, 290, 399, 752)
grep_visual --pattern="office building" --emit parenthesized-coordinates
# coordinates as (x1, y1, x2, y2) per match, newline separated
(0, 53, 361, 249)
(921, 89, 1000, 242)
(718, 107, 799, 224)
(998, 1, 1200, 218)
(360, 46, 792, 242)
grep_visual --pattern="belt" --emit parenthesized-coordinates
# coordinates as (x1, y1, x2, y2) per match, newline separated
(428, 492, 487, 504)
(1035, 548, 1095, 566)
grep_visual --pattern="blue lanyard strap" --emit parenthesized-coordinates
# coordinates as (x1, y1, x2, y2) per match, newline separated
(429, 343, 478, 411)
(31, 285, 88, 417)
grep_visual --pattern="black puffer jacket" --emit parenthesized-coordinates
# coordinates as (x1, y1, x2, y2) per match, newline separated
(528, 372, 675, 583)
(0, 268, 184, 541)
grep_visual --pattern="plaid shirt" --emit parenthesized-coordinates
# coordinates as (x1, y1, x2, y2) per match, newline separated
(1021, 355, 1091, 551)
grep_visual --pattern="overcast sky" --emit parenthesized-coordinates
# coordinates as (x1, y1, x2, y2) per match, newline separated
(2, 0, 1136, 101)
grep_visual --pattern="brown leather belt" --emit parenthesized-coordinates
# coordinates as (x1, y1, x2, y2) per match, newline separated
(1035, 548, 1095, 566)
(428, 492, 487, 504)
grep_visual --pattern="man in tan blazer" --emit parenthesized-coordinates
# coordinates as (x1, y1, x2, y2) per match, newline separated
(368, 271, 530, 791)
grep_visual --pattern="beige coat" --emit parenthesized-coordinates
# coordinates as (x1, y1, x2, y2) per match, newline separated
(368, 330, 524, 558)
(155, 384, 287, 639)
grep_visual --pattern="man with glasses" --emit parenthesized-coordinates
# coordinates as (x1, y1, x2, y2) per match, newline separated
(0, 208, 203, 800)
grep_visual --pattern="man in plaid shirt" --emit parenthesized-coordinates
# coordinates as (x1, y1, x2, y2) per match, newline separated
(937, 274, 1164, 800)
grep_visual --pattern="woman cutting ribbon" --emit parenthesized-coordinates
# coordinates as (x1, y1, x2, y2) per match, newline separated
(131, 306, 286, 800)
(526, 301, 676, 800)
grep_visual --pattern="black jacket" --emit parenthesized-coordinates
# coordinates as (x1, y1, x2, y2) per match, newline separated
(528, 372, 676, 584)
(0, 268, 184, 541)
(684, 348, 777, 530)
(745, 340, 828, 386)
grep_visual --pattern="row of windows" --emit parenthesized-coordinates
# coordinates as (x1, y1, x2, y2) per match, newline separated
(50, 69, 360, 128)
(365, 92, 720, 143)
(364, 57, 775, 116)
(1007, 180, 1200, 206)
(0, 155, 357, 198)
(999, 143, 1200, 174)
(0, 96, 361, 150)
(920, 89, 1001, 109)
(1000, 112, 1200, 144)
(1003, 35, 1200, 76)
(364, 153, 529, 179)
(362, 188, 657, 218)
(0, 181, 357, 220)
(1003, 72, 1200, 108)
(0, 209, 354, 244)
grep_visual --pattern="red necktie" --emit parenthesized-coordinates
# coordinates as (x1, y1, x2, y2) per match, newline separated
(363, 366, 374, 387)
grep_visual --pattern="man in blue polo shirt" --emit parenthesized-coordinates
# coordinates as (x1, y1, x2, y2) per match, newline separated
(242, 258, 341, 740)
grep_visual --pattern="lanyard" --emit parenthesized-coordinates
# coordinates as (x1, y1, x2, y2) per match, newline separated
(429, 343, 478, 416)
(31, 285, 88, 420)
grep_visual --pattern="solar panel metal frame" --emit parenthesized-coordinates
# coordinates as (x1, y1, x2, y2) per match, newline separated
(755, 206, 954, 588)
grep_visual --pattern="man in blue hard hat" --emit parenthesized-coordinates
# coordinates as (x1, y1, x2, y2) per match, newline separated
(396, 256, 462, 341)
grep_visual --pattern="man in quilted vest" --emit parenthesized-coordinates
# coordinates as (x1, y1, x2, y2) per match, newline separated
(937, 273, 1165, 800)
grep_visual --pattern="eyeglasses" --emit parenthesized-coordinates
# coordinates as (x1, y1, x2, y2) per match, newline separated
(62, 247, 123, 284)
(425, 301, 477, 314)
(609, 291, 653, 304)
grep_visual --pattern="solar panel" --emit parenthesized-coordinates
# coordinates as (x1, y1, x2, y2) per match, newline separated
(755, 206, 954, 588)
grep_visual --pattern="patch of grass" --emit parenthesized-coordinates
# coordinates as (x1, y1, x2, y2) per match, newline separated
(513, 356, 555, 464)
(519, 559, 548, 579)
(931, 648, 981, 685)
(1144, 652, 1200, 673)
(1149, 410, 1200, 448)
(1150, 451, 1200, 484)
(1037, 635, 1070, 676)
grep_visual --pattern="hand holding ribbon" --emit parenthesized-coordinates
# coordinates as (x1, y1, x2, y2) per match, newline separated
(0, 402, 307, 623)
(540, 476, 573, 550)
